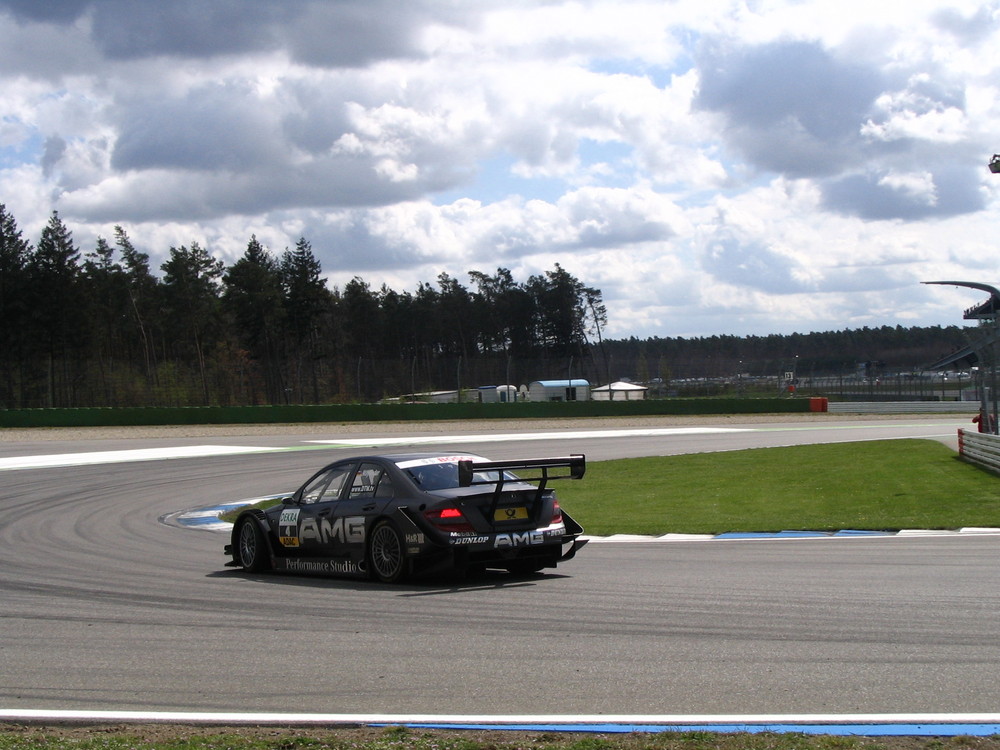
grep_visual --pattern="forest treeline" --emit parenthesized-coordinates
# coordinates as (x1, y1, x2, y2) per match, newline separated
(1, 206, 609, 408)
(600, 325, 971, 384)
(0, 205, 972, 408)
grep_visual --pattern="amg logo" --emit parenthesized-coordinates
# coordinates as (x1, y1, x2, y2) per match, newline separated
(494, 531, 545, 548)
(299, 515, 365, 545)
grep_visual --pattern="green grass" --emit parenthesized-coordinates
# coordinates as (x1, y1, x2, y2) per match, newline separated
(556, 439, 1000, 536)
(221, 439, 1000, 536)
(1, 725, 998, 750)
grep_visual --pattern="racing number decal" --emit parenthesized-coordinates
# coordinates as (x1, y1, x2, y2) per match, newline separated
(279, 508, 301, 547)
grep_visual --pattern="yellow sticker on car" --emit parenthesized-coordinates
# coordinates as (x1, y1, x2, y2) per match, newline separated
(279, 508, 300, 546)
(494, 506, 528, 521)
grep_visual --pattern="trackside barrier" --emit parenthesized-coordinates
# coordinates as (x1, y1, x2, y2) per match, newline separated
(957, 429, 1000, 475)
(828, 401, 978, 414)
(0, 398, 815, 428)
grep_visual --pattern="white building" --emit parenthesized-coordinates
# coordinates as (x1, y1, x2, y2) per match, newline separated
(527, 379, 591, 402)
(591, 381, 648, 400)
(477, 385, 518, 403)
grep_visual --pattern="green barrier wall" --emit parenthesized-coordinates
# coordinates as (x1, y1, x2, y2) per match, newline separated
(0, 398, 815, 428)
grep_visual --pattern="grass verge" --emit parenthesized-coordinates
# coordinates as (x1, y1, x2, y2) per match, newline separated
(557, 439, 1000, 536)
(222, 439, 1000, 536)
(1, 724, 999, 750)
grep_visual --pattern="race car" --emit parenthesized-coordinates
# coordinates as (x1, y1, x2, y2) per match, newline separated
(224, 452, 588, 583)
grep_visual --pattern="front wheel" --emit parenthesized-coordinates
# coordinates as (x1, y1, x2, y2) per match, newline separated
(368, 520, 407, 583)
(236, 517, 270, 573)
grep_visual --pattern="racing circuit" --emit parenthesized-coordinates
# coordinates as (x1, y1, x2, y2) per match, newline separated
(2, 414, 1000, 734)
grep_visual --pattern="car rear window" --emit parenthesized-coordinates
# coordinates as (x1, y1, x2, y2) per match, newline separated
(395, 455, 508, 491)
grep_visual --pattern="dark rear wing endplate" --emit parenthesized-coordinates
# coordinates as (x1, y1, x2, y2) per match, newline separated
(457, 454, 585, 487)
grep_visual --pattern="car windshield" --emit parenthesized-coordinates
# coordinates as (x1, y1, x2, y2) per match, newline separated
(396, 456, 510, 492)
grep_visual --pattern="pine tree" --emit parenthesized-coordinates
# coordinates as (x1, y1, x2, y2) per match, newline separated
(115, 225, 160, 382)
(160, 242, 224, 404)
(223, 235, 286, 403)
(29, 211, 84, 406)
(280, 237, 334, 402)
(0, 204, 32, 406)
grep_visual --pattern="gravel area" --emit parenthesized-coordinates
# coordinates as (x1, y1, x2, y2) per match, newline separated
(0, 412, 948, 443)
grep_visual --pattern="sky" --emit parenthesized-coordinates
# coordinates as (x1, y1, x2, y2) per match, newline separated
(2, 0, 1000, 341)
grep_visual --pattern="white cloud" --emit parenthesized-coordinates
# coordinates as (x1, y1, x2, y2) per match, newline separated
(2, 0, 1000, 340)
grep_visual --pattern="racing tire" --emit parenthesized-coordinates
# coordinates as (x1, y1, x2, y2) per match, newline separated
(368, 520, 407, 583)
(236, 517, 271, 573)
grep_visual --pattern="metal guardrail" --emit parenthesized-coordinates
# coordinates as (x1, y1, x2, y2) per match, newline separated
(958, 429, 1000, 474)
(828, 401, 979, 414)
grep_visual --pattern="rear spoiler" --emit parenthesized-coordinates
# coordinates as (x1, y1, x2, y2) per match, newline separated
(457, 455, 585, 488)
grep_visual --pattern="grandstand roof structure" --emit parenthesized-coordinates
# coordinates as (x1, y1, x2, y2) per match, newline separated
(922, 281, 1000, 370)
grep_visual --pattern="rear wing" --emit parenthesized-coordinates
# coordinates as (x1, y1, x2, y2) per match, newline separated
(457, 454, 585, 489)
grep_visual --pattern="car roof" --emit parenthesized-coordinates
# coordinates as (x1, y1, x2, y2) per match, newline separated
(325, 452, 484, 466)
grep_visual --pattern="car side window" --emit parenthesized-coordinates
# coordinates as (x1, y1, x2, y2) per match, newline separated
(349, 463, 388, 499)
(374, 473, 394, 499)
(300, 466, 351, 504)
(323, 466, 351, 501)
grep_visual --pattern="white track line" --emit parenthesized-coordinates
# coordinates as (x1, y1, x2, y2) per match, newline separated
(0, 445, 272, 471)
(307, 427, 748, 447)
(2, 710, 1000, 726)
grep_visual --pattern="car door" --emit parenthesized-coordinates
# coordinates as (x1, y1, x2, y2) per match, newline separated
(330, 461, 397, 556)
(280, 462, 354, 558)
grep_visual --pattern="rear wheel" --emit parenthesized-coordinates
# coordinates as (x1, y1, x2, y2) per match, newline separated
(236, 517, 270, 572)
(368, 520, 407, 583)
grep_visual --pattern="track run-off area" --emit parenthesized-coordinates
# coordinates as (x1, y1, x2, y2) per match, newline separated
(2, 414, 999, 735)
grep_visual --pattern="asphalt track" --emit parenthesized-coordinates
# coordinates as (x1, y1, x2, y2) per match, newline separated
(2, 414, 999, 734)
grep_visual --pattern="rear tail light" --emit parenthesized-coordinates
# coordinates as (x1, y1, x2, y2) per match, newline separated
(424, 506, 475, 533)
(551, 500, 563, 525)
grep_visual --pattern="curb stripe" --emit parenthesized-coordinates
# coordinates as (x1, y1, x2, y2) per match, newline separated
(2, 711, 1000, 736)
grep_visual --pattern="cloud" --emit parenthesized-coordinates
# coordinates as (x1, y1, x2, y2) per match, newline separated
(694, 39, 884, 177)
(821, 164, 984, 220)
(1, 0, 999, 341)
(40, 135, 66, 178)
(0, 0, 90, 23)
(701, 230, 805, 294)
(931, 4, 1000, 45)
(0, 0, 462, 67)
(111, 83, 286, 172)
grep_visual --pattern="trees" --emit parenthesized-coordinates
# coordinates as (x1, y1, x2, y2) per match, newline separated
(29, 211, 84, 406)
(223, 236, 286, 403)
(468, 267, 535, 357)
(280, 237, 334, 402)
(0, 204, 616, 405)
(81, 234, 129, 403)
(526, 263, 602, 357)
(0, 205, 974, 407)
(160, 242, 224, 404)
(115, 225, 160, 383)
(0, 204, 32, 407)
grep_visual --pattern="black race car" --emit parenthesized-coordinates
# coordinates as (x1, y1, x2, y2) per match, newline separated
(225, 452, 588, 582)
